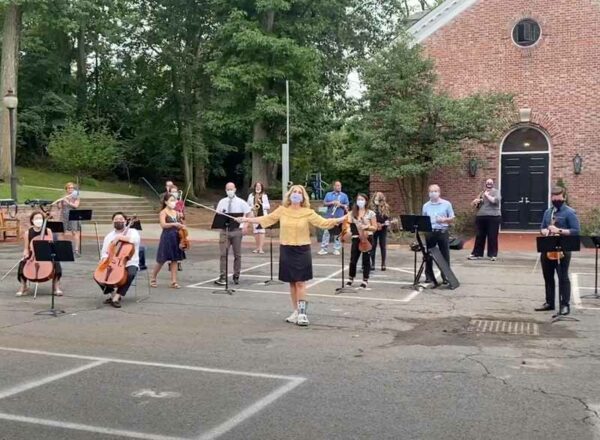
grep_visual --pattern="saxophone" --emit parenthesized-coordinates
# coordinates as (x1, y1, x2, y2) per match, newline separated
(546, 208, 565, 261)
(253, 194, 263, 217)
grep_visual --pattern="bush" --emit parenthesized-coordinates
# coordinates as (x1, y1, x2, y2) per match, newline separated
(581, 209, 600, 235)
(452, 210, 477, 237)
(48, 122, 121, 178)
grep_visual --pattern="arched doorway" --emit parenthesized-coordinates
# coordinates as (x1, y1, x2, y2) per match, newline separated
(500, 126, 550, 230)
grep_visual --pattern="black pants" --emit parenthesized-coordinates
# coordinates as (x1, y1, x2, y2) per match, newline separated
(97, 266, 138, 297)
(425, 230, 450, 283)
(472, 216, 501, 257)
(349, 237, 372, 280)
(371, 229, 387, 268)
(541, 252, 571, 307)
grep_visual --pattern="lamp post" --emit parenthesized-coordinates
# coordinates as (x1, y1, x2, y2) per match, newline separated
(3, 89, 18, 202)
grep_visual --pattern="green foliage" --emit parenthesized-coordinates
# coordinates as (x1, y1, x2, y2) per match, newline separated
(581, 209, 600, 235)
(341, 40, 514, 212)
(47, 121, 121, 178)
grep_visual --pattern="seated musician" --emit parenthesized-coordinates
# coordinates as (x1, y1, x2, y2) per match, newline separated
(97, 212, 141, 308)
(16, 211, 63, 296)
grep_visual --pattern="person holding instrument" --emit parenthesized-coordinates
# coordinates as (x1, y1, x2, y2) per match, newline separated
(16, 211, 63, 296)
(247, 181, 270, 254)
(58, 182, 81, 255)
(237, 185, 346, 326)
(535, 187, 580, 316)
(318, 180, 349, 256)
(151, 193, 187, 289)
(369, 191, 391, 271)
(468, 178, 502, 261)
(346, 193, 377, 289)
(96, 212, 140, 308)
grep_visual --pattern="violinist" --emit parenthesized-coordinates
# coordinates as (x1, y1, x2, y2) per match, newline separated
(16, 211, 63, 296)
(169, 185, 186, 219)
(58, 182, 81, 256)
(345, 194, 377, 289)
(150, 193, 186, 289)
(97, 212, 141, 308)
(247, 182, 270, 254)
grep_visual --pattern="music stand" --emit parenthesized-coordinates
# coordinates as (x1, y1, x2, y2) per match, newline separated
(264, 224, 283, 285)
(331, 224, 355, 294)
(68, 209, 93, 256)
(580, 236, 600, 299)
(46, 221, 65, 241)
(401, 215, 432, 287)
(536, 235, 581, 322)
(32, 240, 74, 317)
(211, 212, 243, 295)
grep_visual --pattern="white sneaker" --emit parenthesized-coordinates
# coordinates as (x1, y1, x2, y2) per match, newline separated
(296, 313, 309, 326)
(333, 250, 341, 256)
(15, 289, 30, 297)
(317, 249, 328, 256)
(285, 310, 298, 323)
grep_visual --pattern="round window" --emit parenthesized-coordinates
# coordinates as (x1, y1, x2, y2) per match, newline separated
(512, 19, 541, 47)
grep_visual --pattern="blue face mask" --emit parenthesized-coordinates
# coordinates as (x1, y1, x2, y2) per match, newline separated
(290, 193, 303, 204)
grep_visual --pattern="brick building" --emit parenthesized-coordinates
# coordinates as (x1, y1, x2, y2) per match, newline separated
(372, 0, 600, 229)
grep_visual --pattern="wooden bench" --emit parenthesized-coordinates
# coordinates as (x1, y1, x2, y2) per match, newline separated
(0, 212, 20, 241)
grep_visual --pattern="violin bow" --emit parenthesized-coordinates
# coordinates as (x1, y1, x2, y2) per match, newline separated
(93, 222, 101, 259)
(186, 200, 240, 221)
(1, 259, 22, 281)
(183, 182, 192, 204)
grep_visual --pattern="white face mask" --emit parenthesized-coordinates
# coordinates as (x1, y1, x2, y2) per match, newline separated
(356, 200, 366, 209)
(226, 189, 236, 198)
(167, 201, 177, 209)
(429, 191, 440, 200)
(33, 218, 44, 228)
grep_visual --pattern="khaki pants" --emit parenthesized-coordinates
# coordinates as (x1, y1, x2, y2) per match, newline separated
(220, 229, 243, 278)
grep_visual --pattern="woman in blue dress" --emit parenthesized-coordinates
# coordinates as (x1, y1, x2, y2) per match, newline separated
(151, 194, 186, 288)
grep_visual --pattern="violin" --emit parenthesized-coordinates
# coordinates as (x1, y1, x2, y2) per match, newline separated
(178, 226, 190, 251)
(22, 214, 55, 283)
(93, 216, 137, 288)
(357, 218, 373, 253)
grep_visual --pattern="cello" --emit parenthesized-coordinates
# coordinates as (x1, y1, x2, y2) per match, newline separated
(94, 216, 137, 288)
(22, 213, 55, 283)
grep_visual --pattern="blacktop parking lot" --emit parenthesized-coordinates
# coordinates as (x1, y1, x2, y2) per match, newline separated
(1, 237, 600, 440)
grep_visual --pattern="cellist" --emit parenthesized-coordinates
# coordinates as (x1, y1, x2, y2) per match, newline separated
(97, 212, 141, 308)
(16, 211, 63, 296)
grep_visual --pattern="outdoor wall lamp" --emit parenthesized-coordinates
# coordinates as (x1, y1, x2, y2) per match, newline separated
(573, 154, 583, 175)
(468, 158, 478, 177)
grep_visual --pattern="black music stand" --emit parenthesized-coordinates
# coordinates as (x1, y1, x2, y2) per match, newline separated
(68, 209, 92, 256)
(264, 224, 283, 285)
(32, 240, 74, 317)
(211, 212, 243, 295)
(536, 235, 581, 321)
(581, 236, 600, 299)
(333, 224, 356, 294)
(401, 215, 432, 287)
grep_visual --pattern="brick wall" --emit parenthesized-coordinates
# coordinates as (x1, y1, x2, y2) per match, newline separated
(372, 0, 600, 220)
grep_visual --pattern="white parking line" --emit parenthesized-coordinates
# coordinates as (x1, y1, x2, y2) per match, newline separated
(572, 273, 600, 310)
(187, 263, 271, 287)
(0, 360, 107, 400)
(188, 285, 420, 303)
(307, 268, 344, 288)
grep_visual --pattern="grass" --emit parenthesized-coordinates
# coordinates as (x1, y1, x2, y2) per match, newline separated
(0, 184, 62, 201)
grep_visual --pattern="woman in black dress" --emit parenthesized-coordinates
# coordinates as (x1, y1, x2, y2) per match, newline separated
(369, 191, 391, 271)
(150, 194, 186, 288)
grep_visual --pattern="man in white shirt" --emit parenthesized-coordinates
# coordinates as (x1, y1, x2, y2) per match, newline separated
(214, 182, 252, 285)
(97, 212, 141, 308)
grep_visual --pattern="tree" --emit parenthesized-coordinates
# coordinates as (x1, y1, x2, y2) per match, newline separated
(0, 1, 23, 181)
(342, 41, 514, 213)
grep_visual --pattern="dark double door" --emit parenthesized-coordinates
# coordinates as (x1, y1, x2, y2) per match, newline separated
(501, 154, 549, 230)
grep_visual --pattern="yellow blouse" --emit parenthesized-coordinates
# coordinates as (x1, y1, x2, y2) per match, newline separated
(258, 206, 340, 246)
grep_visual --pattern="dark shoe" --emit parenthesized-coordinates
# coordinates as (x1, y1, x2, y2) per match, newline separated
(233, 277, 239, 285)
(214, 277, 226, 286)
(559, 305, 570, 316)
(534, 303, 555, 311)
(177, 262, 182, 272)
(103, 297, 113, 305)
(110, 300, 121, 308)
(371, 266, 375, 272)
(381, 266, 386, 271)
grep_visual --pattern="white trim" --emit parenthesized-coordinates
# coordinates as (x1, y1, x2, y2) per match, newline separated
(498, 125, 552, 230)
(407, 0, 480, 44)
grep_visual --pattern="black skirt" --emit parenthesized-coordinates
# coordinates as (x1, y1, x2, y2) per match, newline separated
(279, 245, 313, 283)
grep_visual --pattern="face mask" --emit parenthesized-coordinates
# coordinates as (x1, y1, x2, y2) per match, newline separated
(486, 183, 493, 189)
(167, 201, 177, 209)
(170, 192, 179, 199)
(290, 193, 303, 204)
(226, 190, 236, 198)
(429, 191, 440, 200)
(356, 200, 366, 208)
(255, 187, 262, 193)
(374, 200, 380, 205)
(552, 200, 564, 209)
(114, 222, 125, 231)
(33, 218, 43, 228)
